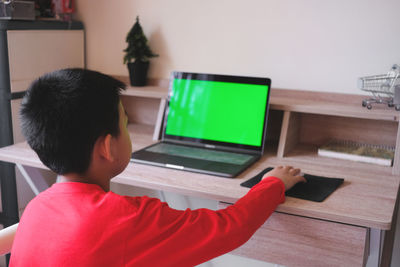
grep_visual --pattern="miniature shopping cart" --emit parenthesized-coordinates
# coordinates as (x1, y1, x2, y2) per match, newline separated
(358, 64, 400, 110)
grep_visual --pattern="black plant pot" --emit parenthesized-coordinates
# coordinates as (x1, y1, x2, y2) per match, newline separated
(127, 60, 149, 86)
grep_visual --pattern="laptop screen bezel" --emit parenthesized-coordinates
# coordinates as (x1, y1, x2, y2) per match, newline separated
(161, 71, 271, 155)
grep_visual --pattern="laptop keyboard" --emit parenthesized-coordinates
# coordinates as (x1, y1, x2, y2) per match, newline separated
(145, 143, 253, 165)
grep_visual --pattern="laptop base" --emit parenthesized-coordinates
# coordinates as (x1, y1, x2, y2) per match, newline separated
(131, 142, 260, 178)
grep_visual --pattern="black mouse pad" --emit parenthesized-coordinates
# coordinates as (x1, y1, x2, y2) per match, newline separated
(240, 167, 344, 202)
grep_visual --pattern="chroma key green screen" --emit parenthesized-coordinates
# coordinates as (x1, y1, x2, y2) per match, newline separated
(165, 78, 269, 147)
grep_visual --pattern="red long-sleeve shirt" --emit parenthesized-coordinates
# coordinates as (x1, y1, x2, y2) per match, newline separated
(10, 177, 285, 266)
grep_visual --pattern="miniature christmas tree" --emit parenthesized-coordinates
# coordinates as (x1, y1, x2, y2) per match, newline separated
(123, 16, 158, 64)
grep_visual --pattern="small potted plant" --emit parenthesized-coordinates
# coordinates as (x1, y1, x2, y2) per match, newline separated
(123, 16, 158, 86)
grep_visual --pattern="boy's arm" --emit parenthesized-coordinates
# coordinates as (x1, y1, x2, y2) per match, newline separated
(125, 166, 304, 266)
(0, 223, 18, 255)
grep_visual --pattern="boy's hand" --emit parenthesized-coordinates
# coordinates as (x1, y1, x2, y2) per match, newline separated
(262, 166, 306, 191)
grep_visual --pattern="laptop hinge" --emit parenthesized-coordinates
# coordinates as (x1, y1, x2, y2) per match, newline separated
(163, 139, 261, 156)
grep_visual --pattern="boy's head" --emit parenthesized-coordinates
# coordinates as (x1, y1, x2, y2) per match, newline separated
(21, 68, 128, 176)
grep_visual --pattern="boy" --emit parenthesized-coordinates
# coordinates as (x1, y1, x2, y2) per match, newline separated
(10, 69, 305, 266)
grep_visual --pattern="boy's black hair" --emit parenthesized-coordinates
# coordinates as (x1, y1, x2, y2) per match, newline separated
(20, 68, 126, 175)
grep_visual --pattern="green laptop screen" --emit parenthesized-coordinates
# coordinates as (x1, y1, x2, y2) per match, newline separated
(165, 77, 269, 147)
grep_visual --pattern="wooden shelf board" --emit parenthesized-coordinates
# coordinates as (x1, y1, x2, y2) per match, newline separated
(115, 77, 399, 121)
(121, 86, 168, 99)
(280, 143, 394, 177)
(127, 123, 156, 151)
(270, 97, 399, 121)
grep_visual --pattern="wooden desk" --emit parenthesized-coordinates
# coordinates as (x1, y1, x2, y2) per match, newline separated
(1, 84, 399, 267)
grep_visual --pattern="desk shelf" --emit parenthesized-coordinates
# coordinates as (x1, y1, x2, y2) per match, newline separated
(269, 88, 400, 121)
(122, 86, 168, 99)
(116, 78, 168, 141)
(114, 76, 400, 175)
(281, 143, 394, 176)
(0, 76, 394, 267)
(127, 123, 155, 151)
(276, 110, 400, 175)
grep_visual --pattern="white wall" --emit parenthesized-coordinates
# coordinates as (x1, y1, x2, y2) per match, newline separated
(75, 0, 400, 94)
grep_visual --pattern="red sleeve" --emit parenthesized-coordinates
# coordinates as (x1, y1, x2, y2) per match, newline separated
(123, 176, 285, 266)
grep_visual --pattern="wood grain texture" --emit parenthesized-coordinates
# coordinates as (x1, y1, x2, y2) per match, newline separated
(380, 189, 400, 267)
(299, 114, 398, 147)
(0, 124, 398, 230)
(269, 89, 399, 121)
(121, 86, 168, 99)
(392, 122, 400, 175)
(218, 206, 369, 267)
(113, 77, 399, 121)
(1, 78, 399, 231)
(277, 111, 301, 157)
(121, 96, 161, 125)
(153, 98, 166, 141)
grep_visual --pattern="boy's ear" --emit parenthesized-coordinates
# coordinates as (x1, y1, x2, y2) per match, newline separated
(98, 134, 114, 162)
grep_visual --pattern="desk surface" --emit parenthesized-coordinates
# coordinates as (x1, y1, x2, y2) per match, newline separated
(0, 123, 399, 230)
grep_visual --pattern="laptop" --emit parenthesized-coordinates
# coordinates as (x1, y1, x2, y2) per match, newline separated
(131, 71, 271, 177)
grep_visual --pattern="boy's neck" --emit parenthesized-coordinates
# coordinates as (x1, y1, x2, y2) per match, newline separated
(58, 174, 110, 192)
